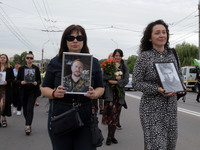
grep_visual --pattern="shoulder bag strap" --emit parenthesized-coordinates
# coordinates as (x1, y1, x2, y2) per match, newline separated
(172, 48, 180, 68)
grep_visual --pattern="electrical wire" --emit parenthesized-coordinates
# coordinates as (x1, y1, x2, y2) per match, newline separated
(170, 9, 198, 27)
(0, 7, 35, 51)
(42, 0, 58, 49)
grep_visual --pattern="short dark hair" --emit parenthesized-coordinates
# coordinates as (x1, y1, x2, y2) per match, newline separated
(26, 51, 34, 57)
(15, 61, 20, 64)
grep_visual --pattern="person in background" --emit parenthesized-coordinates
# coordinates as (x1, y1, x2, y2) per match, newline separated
(94, 53, 114, 115)
(195, 65, 200, 103)
(17, 51, 41, 135)
(40, 24, 104, 150)
(0, 54, 14, 127)
(34, 86, 41, 106)
(132, 19, 186, 150)
(102, 49, 129, 146)
(12, 61, 22, 115)
(35, 98, 39, 106)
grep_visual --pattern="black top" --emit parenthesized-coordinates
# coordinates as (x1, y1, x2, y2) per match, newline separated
(42, 56, 104, 103)
(1, 67, 14, 116)
(17, 64, 41, 97)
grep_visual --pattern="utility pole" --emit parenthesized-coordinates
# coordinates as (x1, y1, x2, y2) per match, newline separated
(199, 0, 200, 59)
(41, 40, 49, 73)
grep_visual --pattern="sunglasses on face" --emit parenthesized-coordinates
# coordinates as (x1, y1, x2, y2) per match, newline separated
(66, 36, 84, 42)
(26, 57, 33, 60)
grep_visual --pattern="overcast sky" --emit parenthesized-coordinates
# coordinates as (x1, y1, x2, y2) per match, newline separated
(0, 0, 199, 60)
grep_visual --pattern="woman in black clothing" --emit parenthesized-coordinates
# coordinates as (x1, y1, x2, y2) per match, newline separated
(41, 24, 104, 150)
(17, 51, 41, 135)
(0, 54, 14, 127)
(12, 61, 22, 115)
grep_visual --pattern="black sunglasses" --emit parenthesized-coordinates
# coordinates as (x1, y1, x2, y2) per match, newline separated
(66, 36, 84, 42)
(26, 57, 33, 60)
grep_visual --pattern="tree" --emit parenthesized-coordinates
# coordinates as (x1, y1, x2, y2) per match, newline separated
(126, 55, 137, 74)
(175, 42, 198, 66)
(13, 51, 28, 66)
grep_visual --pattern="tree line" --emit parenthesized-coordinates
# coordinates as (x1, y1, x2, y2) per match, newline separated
(126, 42, 199, 74)
(10, 42, 198, 74)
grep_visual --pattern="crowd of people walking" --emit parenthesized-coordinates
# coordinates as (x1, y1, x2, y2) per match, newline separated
(1, 19, 199, 150)
(0, 52, 41, 136)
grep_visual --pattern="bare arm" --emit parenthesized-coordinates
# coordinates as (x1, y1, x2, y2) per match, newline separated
(40, 86, 66, 99)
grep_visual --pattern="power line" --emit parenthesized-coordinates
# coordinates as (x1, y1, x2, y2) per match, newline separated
(42, 0, 58, 49)
(0, 7, 34, 51)
(171, 32, 197, 45)
(32, 0, 51, 42)
(170, 9, 198, 27)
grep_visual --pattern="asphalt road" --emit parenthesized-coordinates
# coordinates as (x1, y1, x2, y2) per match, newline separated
(0, 90, 200, 150)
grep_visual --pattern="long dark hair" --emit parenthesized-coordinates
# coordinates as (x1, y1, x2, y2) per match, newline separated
(58, 25, 89, 59)
(139, 19, 170, 52)
(113, 49, 127, 74)
(113, 49, 124, 64)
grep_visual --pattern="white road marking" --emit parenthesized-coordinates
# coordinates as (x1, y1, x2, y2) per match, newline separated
(126, 93, 200, 118)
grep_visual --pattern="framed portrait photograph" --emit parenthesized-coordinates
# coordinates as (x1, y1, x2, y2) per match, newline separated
(24, 68, 35, 83)
(61, 52, 93, 94)
(0, 72, 6, 85)
(154, 62, 185, 94)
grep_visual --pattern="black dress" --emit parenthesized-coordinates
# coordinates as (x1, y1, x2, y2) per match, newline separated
(1, 67, 14, 117)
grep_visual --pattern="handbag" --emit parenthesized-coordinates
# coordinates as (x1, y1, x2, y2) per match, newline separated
(90, 106, 104, 147)
(177, 92, 187, 100)
(172, 48, 187, 100)
(50, 104, 84, 136)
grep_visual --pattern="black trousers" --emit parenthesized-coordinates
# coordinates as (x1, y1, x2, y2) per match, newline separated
(23, 90, 36, 126)
(12, 84, 22, 111)
(197, 83, 200, 101)
(48, 101, 96, 150)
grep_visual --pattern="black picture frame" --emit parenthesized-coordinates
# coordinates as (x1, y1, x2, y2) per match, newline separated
(0, 72, 6, 85)
(61, 52, 93, 94)
(24, 68, 35, 83)
(154, 62, 185, 94)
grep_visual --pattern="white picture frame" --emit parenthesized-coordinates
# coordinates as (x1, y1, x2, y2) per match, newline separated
(0, 72, 6, 85)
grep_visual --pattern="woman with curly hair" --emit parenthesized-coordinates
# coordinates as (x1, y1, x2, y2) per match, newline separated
(132, 19, 186, 150)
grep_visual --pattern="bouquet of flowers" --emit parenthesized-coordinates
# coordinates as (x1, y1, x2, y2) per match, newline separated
(101, 59, 123, 98)
(101, 59, 117, 76)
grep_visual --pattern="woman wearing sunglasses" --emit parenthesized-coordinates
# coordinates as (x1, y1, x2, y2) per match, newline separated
(41, 25, 104, 150)
(0, 54, 14, 128)
(17, 51, 41, 135)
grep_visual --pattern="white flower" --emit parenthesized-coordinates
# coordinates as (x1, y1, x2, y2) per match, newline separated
(115, 71, 123, 76)
(116, 63, 120, 68)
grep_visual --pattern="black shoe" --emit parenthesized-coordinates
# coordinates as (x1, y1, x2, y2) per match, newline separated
(116, 124, 122, 130)
(111, 137, 118, 144)
(106, 138, 112, 145)
(99, 110, 104, 115)
(196, 99, 200, 103)
(25, 126, 32, 135)
(2, 120, 7, 128)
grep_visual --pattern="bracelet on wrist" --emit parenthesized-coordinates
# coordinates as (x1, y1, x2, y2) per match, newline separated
(52, 89, 56, 99)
